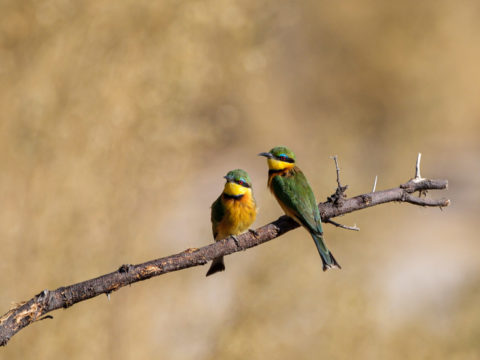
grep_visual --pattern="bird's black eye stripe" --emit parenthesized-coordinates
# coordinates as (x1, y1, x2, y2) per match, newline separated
(276, 155, 294, 163)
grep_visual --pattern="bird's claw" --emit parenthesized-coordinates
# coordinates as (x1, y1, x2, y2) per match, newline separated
(231, 235, 240, 248)
(248, 228, 259, 237)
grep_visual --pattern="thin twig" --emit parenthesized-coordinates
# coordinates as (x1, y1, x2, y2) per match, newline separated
(330, 155, 342, 188)
(403, 194, 450, 207)
(326, 219, 360, 231)
(372, 175, 378, 192)
(327, 155, 348, 205)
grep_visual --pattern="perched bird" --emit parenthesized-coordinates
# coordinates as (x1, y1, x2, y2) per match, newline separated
(206, 169, 258, 276)
(259, 146, 340, 271)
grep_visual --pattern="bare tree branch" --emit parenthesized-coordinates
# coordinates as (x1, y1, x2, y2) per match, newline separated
(0, 166, 449, 346)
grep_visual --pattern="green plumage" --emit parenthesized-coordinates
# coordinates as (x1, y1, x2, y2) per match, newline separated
(207, 196, 226, 276)
(270, 167, 323, 236)
(210, 196, 225, 240)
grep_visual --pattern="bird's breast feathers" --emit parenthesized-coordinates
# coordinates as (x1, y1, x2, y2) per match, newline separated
(216, 191, 257, 240)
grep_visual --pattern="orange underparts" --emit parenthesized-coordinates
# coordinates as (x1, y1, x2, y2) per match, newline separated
(216, 191, 257, 240)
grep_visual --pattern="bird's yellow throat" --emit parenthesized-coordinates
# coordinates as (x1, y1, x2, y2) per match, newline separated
(223, 182, 250, 196)
(267, 158, 295, 171)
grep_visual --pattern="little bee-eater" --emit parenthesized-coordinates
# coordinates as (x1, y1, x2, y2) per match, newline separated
(206, 169, 258, 276)
(259, 146, 340, 271)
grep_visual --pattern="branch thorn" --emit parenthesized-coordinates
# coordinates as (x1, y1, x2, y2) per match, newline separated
(413, 153, 424, 182)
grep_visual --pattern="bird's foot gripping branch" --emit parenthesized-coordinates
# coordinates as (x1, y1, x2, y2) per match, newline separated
(0, 154, 449, 346)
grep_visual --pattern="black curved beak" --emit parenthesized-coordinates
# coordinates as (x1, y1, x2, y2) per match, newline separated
(223, 175, 234, 182)
(258, 152, 273, 159)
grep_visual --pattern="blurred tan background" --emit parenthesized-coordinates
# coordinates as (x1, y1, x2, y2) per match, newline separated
(1, 0, 479, 359)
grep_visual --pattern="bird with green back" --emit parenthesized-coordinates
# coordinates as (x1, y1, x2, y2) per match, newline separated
(259, 146, 340, 271)
(206, 169, 258, 276)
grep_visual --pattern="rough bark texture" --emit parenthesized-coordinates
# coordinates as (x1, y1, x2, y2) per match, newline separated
(0, 177, 449, 346)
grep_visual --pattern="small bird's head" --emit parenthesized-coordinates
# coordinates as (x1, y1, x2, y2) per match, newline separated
(258, 146, 296, 170)
(223, 169, 253, 197)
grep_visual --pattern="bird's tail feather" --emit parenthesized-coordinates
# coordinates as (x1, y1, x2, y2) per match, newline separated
(312, 234, 341, 271)
(206, 256, 225, 276)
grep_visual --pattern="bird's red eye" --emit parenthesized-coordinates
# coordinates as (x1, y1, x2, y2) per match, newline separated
(277, 154, 293, 163)
(237, 180, 249, 187)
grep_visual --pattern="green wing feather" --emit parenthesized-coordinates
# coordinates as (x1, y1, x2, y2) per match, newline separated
(210, 195, 225, 239)
(271, 167, 323, 235)
(271, 167, 340, 270)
